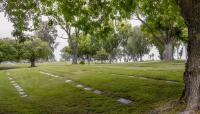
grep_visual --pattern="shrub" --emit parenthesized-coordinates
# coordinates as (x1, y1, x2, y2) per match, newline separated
(79, 61, 85, 64)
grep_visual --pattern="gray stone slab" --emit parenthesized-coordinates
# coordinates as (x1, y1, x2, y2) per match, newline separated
(65, 80, 73, 83)
(19, 91, 25, 95)
(10, 80, 15, 83)
(76, 84, 84, 88)
(14, 85, 21, 90)
(8, 77, 13, 80)
(84, 87, 92, 91)
(17, 88, 24, 92)
(21, 94, 28, 97)
(93, 90, 102, 94)
(117, 98, 132, 104)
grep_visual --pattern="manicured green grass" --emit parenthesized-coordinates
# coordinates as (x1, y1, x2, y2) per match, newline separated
(0, 61, 186, 113)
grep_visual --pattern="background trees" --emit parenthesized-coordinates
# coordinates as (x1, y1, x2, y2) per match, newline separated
(0, 39, 17, 63)
(0, 38, 52, 67)
(21, 38, 52, 67)
(127, 27, 150, 61)
(136, 0, 186, 61)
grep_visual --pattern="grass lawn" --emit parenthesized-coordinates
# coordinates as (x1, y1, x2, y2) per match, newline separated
(0, 61, 186, 114)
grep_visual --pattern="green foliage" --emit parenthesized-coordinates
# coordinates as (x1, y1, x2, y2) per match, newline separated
(4, 0, 39, 41)
(0, 39, 18, 63)
(36, 20, 58, 49)
(21, 38, 52, 61)
(78, 34, 98, 57)
(94, 49, 109, 62)
(138, 0, 187, 44)
(79, 61, 85, 65)
(127, 27, 150, 60)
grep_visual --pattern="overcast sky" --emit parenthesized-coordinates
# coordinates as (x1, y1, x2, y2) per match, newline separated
(1, 12, 184, 61)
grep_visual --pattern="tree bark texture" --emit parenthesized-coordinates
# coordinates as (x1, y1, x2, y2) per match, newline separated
(177, 0, 200, 111)
(72, 41, 78, 64)
(163, 41, 174, 61)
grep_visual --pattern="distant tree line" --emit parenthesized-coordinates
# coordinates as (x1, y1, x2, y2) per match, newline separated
(60, 25, 150, 64)
(0, 38, 52, 67)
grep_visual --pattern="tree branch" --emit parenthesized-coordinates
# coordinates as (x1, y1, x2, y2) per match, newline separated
(135, 12, 163, 45)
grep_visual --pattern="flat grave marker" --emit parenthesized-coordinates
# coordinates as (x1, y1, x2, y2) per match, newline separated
(117, 98, 132, 104)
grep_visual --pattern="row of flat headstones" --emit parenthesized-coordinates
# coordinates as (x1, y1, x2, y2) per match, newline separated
(40, 71, 132, 105)
(111, 73, 178, 84)
(7, 73, 28, 98)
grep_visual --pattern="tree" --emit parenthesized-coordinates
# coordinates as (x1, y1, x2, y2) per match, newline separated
(117, 22, 134, 62)
(177, 0, 200, 111)
(60, 48, 71, 62)
(127, 27, 150, 61)
(136, 0, 186, 61)
(78, 34, 98, 64)
(94, 49, 109, 64)
(62, 33, 99, 64)
(0, 39, 17, 63)
(40, 0, 88, 64)
(4, 0, 39, 41)
(21, 38, 52, 67)
(36, 20, 57, 49)
(102, 33, 119, 64)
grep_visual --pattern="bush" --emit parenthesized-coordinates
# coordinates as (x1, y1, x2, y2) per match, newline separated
(79, 61, 85, 64)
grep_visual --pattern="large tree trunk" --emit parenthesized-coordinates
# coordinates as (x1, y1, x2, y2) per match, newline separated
(180, 27, 200, 111)
(163, 41, 174, 61)
(177, 0, 200, 111)
(72, 41, 78, 64)
(109, 54, 112, 64)
(139, 54, 143, 62)
(86, 55, 91, 64)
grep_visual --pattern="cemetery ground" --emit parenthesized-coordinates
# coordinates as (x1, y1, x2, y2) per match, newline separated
(0, 61, 186, 114)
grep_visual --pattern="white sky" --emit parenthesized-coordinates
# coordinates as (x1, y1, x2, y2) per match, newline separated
(0, 13, 13, 38)
(0, 12, 186, 61)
